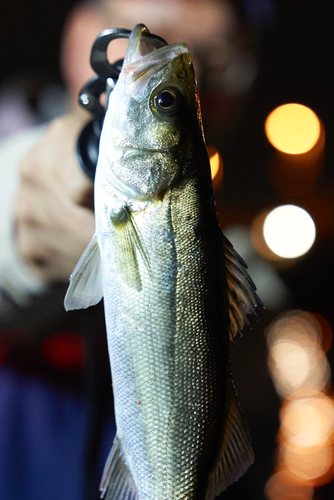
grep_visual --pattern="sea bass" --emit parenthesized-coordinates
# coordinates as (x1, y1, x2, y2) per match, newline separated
(65, 24, 261, 500)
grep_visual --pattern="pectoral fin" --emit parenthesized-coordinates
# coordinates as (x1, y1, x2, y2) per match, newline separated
(222, 234, 263, 342)
(206, 379, 254, 499)
(100, 435, 138, 500)
(64, 233, 103, 311)
(112, 207, 151, 292)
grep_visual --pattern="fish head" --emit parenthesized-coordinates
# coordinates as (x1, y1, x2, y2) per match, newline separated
(98, 24, 205, 204)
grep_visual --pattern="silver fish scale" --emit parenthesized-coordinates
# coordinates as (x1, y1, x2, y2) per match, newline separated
(96, 163, 229, 499)
(165, 175, 227, 499)
(96, 176, 177, 498)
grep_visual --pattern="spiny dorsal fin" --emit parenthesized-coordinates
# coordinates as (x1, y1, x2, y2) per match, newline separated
(205, 379, 254, 500)
(222, 234, 263, 342)
(64, 233, 103, 311)
(100, 435, 138, 500)
(111, 207, 151, 292)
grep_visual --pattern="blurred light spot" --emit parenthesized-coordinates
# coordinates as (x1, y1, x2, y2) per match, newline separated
(268, 342, 330, 398)
(269, 341, 310, 392)
(268, 123, 325, 197)
(208, 150, 220, 178)
(266, 311, 331, 398)
(265, 470, 313, 500)
(207, 146, 223, 188)
(266, 311, 322, 348)
(310, 312, 333, 353)
(221, 52, 258, 95)
(265, 104, 321, 154)
(251, 209, 286, 262)
(281, 443, 333, 482)
(224, 223, 290, 310)
(280, 394, 334, 447)
(41, 333, 86, 370)
(263, 205, 316, 258)
(267, 310, 334, 492)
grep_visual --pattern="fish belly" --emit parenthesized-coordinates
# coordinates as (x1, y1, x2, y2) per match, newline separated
(96, 184, 227, 499)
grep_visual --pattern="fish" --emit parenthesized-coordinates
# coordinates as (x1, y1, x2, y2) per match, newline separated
(65, 23, 262, 500)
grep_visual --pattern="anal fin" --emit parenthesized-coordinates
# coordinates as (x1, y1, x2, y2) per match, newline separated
(206, 380, 254, 500)
(100, 435, 138, 500)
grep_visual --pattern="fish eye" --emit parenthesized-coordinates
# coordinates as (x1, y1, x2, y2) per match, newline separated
(158, 90, 176, 109)
(150, 87, 180, 116)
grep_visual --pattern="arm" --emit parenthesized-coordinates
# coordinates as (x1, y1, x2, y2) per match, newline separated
(0, 110, 95, 328)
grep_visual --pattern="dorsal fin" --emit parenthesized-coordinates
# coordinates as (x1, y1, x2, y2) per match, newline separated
(100, 436, 138, 500)
(205, 379, 254, 500)
(222, 234, 263, 342)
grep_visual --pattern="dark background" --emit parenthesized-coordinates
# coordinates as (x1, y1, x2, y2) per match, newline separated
(1, 0, 334, 498)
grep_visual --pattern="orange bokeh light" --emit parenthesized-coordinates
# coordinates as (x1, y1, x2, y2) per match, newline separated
(280, 393, 334, 447)
(265, 103, 321, 154)
(265, 469, 313, 500)
(207, 145, 223, 188)
(267, 310, 334, 495)
(280, 442, 334, 484)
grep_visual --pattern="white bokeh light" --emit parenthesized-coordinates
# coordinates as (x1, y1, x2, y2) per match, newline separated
(263, 205, 316, 258)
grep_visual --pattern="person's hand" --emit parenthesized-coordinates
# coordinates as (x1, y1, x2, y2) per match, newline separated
(15, 110, 96, 282)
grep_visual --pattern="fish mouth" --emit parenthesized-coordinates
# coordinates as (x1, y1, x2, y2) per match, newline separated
(123, 23, 189, 73)
(123, 24, 166, 66)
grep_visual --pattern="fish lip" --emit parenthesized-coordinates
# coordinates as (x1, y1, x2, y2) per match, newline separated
(123, 23, 189, 71)
(124, 43, 189, 79)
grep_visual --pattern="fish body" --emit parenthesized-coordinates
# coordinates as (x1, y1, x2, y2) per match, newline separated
(65, 24, 261, 500)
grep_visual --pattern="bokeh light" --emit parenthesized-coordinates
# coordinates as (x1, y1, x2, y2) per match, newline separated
(280, 393, 334, 447)
(268, 340, 329, 398)
(251, 209, 285, 262)
(266, 311, 331, 398)
(208, 145, 223, 188)
(267, 122, 325, 197)
(265, 470, 314, 500)
(310, 312, 333, 353)
(267, 311, 323, 348)
(280, 443, 333, 482)
(265, 104, 321, 154)
(263, 205, 316, 258)
(266, 309, 334, 496)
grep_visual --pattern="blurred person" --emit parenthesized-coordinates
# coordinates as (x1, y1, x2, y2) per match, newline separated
(0, 1, 254, 499)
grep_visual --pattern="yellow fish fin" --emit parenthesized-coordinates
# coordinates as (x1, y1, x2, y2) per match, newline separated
(127, 208, 152, 277)
(100, 435, 138, 500)
(205, 378, 254, 499)
(64, 233, 103, 311)
(112, 207, 151, 291)
(222, 234, 263, 342)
